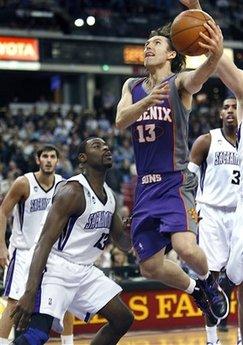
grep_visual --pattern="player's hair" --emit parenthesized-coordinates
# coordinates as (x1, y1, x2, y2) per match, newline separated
(36, 144, 60, 158)
(78, 137, 97, 154)
(149, 23, 186, 73)
(224, 96, 236, 102)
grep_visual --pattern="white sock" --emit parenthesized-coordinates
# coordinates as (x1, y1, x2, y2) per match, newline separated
(185, 277, 196, 294)
(61, 334, 74, 345)
(198, 271, 210, 280)
(206, 325, 218, 343)
(0, 338, 10, 344)
(238, 327, 242, 342)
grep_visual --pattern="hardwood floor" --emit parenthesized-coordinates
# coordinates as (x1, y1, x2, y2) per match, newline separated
(48, 327, 238, 344)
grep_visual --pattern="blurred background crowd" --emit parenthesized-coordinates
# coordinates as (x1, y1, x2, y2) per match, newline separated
(0, 0, 242, 39)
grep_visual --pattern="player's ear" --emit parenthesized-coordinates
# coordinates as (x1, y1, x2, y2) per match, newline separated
(167, 50, 177, 60)
(35, 155, 40, 166)
(79, 153, 87, 164)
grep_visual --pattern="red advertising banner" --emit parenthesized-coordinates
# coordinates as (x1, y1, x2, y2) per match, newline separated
(0, 37, 39, 61)
(72, 288, 238, 334)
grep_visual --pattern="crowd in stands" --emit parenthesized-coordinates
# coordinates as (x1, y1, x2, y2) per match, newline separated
(77, 0, 243, 40)
(1, 0, 243, 40)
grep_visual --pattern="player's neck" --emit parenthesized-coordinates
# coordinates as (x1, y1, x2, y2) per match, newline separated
(148, 66, 173, 88)
(34, 171, 55, 189)
(222, 127, 237, 144)
(83, 170, 106, 194)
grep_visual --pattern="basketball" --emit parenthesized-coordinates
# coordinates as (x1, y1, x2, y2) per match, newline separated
(171, 9, 214, 56)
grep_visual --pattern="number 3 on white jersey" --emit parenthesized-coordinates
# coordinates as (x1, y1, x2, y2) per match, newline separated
(137, 124, 156, 143)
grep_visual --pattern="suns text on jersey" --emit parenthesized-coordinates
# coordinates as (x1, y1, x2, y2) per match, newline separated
(214, 151, 239, 165)
(84, 211, 113, 230)
(136, 106, 172, 122)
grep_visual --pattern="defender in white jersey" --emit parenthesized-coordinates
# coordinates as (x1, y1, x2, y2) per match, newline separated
(11, 137, 134, 345)
(189, 97, 239, 345)
(0, 145, 73, 345)
(212, 40, 243, 344)
(181, 0, 243, 341)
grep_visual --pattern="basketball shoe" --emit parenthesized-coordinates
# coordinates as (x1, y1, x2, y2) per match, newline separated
(191, 283, 219, 325)
(206, 340, 221, 345)
(197, 273, 229, 319)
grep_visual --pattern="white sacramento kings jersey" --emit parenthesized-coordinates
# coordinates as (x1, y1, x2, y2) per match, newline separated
(197, 128, 240, 208)
(52, 173, 116, 265)
(10, 172, 63, 250)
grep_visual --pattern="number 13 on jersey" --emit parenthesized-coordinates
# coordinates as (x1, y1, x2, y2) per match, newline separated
(137, 124, 156, 143)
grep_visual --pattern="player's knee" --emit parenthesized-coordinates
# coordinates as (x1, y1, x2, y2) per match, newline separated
(140, 262, 165, 280)
(112, 308, 134, 335)
(140, 265, 154, 279)
(174, 244, 196, 261)
(140, 261, 158, 279)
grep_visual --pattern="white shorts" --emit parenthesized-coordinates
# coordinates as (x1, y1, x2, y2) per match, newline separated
(198, 203, 236, 272)
(35, 252, 122, 333)
(226, 199, 243, 285)
(4, 246, 32, 300)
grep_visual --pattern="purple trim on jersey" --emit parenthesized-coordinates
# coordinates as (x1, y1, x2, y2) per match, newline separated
(18, 200, 25, 231)
(34, 268, 47, 313)
(200, 160, 207, 192)
(57, 215, 79, 251)
(237, 123, 242, 149)
(84, 312, 91, 323)
(4, 249, 17, 297)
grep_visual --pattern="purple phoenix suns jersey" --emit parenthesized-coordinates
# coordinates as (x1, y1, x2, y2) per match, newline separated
(130, 74, 191, 176)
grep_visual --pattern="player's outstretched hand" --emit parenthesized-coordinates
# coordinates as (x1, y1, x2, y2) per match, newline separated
(11, 292, 35, 331)
(145, 81, 170, 108)
(0, 242, 9, 269)
(199, 20, 223, 60)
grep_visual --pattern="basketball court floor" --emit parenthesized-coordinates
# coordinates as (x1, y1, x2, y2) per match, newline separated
(48, 327, 238, 344)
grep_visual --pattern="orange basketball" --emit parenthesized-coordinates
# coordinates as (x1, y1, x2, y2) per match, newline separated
(171, 9, 214, 56)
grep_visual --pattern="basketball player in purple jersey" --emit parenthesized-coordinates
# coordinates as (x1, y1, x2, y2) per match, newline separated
(116, 17, 228, 321)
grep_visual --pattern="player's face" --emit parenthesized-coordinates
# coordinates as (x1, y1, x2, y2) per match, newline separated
(85, 138, 113, 169)
(220, 99, 238, 128)
(144, 36, 175, 69)
(36, 150, 58, 175)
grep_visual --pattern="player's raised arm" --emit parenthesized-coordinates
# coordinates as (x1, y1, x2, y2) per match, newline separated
(11, 181, 85, 330)
(176, 20, 223, 96)
(116, 79, 169, 130)
(179, 0, 202, 10)
(0, 177, 29, 268)
(217, 52, 243, 100)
